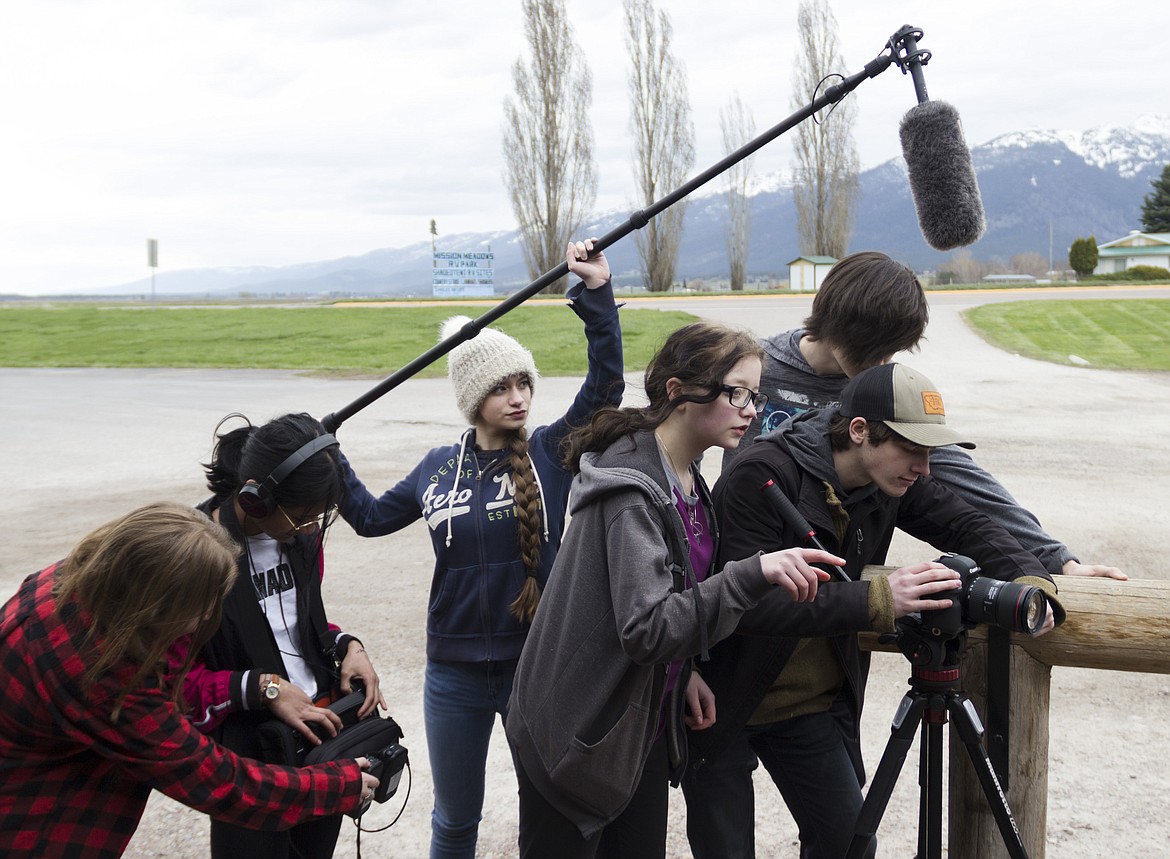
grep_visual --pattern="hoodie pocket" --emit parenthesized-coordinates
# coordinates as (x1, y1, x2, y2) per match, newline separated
(548, 701, 653, 819)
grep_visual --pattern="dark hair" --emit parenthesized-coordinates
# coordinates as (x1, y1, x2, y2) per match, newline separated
(203, 412, 341, 513)
(563, 322, 764, 472)
(803, 251, 929, 371)
(828, 413, 899, 452)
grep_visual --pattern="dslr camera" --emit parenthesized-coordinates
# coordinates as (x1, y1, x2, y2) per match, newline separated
(916, 553, 1049, 638)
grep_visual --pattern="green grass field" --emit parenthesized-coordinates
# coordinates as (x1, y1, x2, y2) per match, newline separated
(2, 297, 1167, 373)
(0, 304, 695, 376)
(963, 298, 1170, 370)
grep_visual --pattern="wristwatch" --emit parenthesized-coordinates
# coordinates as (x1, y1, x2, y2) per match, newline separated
(261, 674, 281, 702)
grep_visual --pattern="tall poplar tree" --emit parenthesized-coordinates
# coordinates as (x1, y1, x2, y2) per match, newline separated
(503, 0, 596, 294)
(624, 0, 695, 292)
(790, 0, 858, 259)
(721, 93, 756, 291)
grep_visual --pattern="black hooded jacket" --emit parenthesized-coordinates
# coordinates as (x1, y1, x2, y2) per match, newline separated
(688, 409, 1056, 777)
(194, 497, 350, 746)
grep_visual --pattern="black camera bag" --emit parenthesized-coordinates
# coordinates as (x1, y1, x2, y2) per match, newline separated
(304, 714, 407, 804)
(255, 688, 402, 772)
(303, 711, 403, 765)
(254, 689, 408, 805)
(255, 688, 365, 766)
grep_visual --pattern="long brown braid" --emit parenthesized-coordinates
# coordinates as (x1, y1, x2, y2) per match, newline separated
(507, 430, 544, 622)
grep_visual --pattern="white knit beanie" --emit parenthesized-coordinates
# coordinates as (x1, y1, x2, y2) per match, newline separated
(442, 316, 539, 423)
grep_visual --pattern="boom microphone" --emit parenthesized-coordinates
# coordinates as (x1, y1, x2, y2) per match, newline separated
(890, 25, 985, 251)
(900, 100, 986, 250)
(760, 479, 852, 582)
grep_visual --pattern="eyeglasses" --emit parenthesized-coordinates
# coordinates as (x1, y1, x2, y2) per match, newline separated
(276, 506, 336, 534)
(720, 384, 769, 411)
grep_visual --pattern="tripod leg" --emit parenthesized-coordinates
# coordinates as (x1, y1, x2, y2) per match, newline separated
(947, 693, 1031, 859)
(846, 692, 927, 859)
(917, 726, 929, 857)
(920, 709, 946, 859)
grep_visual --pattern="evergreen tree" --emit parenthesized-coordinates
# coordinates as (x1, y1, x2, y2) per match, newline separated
(1140, 164, 1170, 233)
(1069, 236, 1098, 279)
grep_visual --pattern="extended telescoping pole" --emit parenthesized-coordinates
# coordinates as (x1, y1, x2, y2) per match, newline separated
(321, 30, 917, 433)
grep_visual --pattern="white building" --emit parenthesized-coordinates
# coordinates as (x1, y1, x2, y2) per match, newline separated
(787, 256, 837, 292)
(1093, 231, 1170, 274)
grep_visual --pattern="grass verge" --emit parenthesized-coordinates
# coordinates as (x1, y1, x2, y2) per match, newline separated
(0, 304, 696, 376)
(963, 298, 1170, 370)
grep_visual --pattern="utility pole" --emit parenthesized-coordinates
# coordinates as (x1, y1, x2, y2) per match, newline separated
(1053, 220, 1062, 273)
(146, 238, 159, 303)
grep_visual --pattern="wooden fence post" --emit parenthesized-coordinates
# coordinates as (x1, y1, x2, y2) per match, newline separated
(950, 640, 1050, 858)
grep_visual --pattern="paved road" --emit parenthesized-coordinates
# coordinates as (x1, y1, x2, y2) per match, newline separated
(4, 283, 1168, 583)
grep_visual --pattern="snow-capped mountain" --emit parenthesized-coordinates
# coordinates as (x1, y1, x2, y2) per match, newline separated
(98, 115, 1170, 296)
(985, 114, 1170, 179)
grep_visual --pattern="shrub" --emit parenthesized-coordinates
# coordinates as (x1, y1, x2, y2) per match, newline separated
(1120, 264, 1170, 281)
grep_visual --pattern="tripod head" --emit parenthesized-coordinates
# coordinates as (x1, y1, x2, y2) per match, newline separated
(882, 613, 970, 691)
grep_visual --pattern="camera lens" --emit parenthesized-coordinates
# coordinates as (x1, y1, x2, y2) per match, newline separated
(964, 577, 1047, 634)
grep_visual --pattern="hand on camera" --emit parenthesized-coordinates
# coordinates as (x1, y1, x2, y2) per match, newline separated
(266, 679, 343, 744)
(758, 547, 841, 602)
(351, 758, 381, 817)
(1030, 603, 1056, 637)
(566, 237, 609, 289)
(889, 560, 963, 618)
(339, 640, 387, 719)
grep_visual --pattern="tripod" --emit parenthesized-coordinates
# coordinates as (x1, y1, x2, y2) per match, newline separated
(845, 624, 1030, 859)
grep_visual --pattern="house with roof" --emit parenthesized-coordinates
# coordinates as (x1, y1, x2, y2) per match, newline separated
(1093, 231, 1170, 274)
(787, 255, 837, 292)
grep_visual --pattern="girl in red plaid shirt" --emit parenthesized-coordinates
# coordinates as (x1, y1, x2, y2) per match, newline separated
(0, 503, 378, 859)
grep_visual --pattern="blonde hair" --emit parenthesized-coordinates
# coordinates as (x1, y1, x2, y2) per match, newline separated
(55, 502, 240, 720)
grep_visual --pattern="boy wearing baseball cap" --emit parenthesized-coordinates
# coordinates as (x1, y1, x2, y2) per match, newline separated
(684, 363, 1063, 859)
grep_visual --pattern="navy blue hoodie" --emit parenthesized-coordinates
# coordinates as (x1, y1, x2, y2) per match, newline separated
(338, 280, 624, 662)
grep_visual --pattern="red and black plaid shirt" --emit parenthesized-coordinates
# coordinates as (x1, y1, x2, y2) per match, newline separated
(0, 565, 363, 858)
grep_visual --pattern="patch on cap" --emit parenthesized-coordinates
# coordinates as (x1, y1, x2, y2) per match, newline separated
(921, 391, 945, 416)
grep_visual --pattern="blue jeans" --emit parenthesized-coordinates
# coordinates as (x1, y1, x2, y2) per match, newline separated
(682, 712, 875, 859)
(424, 658, 517, 859)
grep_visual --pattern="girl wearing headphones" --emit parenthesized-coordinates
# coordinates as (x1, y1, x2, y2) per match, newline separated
(179, 411, 387, 859)
(337, 240, 624, 859)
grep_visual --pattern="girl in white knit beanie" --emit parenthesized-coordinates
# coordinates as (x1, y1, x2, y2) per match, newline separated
(335, 238, 625, 859)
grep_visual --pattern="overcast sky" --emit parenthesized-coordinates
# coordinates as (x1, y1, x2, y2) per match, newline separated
(3, 0, 1168, 295)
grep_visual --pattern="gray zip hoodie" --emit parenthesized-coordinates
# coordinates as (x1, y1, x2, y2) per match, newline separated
(505, 429, 776, 838)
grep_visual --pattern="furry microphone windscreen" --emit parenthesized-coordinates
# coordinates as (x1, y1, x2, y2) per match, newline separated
(899, 100, 987, 251)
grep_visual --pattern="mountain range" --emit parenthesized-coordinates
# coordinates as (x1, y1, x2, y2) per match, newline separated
(105, 114, 1170, 297)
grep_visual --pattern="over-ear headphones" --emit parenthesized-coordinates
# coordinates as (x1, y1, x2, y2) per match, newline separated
(237, 433, 339, 519)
